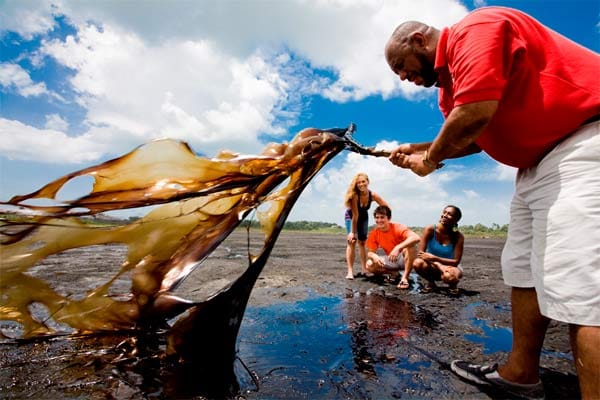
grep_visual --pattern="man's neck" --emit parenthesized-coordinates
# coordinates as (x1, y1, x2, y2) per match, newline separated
(378, 222, 391, 232)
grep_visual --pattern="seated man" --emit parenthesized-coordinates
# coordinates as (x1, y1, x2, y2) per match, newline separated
(413, 205, 464, 295)
(365, 205, 420, 289)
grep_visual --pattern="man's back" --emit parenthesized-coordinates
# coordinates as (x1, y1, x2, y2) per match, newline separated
(437, 6, 600, 167)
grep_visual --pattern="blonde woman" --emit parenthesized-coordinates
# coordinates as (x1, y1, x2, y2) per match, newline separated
(344, 173, 389, 279)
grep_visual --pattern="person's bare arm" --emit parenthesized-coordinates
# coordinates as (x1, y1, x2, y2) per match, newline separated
(371, 192, 389, 208)
(450, 232, 464, 266)
(366, 246, 383, 266)
(389, 230, 420, 260)
(402, 230, 421, 250)
(347, 196, 359, 243)
(428, 101, 496, 162)
(390, 100, 496, 176)
(418, 225, 434, 253)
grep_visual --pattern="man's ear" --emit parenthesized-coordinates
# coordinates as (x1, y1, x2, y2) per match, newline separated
(410, 31, 427, 49)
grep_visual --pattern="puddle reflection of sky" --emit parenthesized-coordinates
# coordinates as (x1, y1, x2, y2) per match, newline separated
(461, 303, 572, 361)
(236, 295, 572, 399)
(464, 318, 513, 354)
(237, 294, 437, 398)
(462, 301, 513, 354)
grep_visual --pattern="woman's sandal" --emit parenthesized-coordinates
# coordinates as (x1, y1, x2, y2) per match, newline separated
(397, 279, 410, 289)
(421, 282, 437, 293)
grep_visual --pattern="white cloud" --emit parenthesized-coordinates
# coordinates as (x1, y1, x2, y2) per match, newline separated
(494, 163, 518, 182)
(0, 62, 50, 97)
(0, 0, 514, 226)
(289, 139, 514, 227)
(463, 189, 480, 199)
(33, 23, 295, 158)
(0, 118, 104, 163)
(0, 1, 58, 40)
(45, 113, 69, 131)
(1, 0, 469, 162)
(290, 139, 452, 226)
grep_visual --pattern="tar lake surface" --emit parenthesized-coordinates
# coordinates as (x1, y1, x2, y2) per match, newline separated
(0, 231, 581, 399)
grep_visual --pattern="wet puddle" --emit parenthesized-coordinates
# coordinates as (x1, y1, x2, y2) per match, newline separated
(236, 291, 448, 399)
(462, 302, 513, 354)
(1, 292, 578, 399)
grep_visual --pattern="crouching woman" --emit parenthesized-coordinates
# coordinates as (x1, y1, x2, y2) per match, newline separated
(414, 205, 464, 295)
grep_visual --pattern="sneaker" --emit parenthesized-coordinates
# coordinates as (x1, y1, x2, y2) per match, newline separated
(450, 360, 545, 400)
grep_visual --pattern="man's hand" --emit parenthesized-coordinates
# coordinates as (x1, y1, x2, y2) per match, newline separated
(390, 143, 415, 157)
(388, 248, 401, 262)
(372, 254, 385, 267)
(389, 151, 437, 176)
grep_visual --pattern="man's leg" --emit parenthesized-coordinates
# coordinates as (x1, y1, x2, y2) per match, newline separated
(569, 325, 600, 399)
(498, 287, 550, 384)
(401, 245, 417, 282)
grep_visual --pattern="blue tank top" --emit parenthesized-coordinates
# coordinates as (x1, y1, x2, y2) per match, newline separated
(425, 225, 455, 259)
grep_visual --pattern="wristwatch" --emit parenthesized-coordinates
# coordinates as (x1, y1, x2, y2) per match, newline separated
(422, 150, 444, 169)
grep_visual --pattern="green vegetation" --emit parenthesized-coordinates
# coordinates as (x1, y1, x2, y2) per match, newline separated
(240, 219, 344, 233)
(1, 212, 508, 238)
(456, 223, 508, 238)
(241, 219, 508, 238)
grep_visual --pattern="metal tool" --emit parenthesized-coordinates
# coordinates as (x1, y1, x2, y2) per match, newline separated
(335, 122, 392, 158)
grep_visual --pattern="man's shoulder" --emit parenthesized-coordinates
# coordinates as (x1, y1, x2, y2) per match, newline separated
(456, 6, 527, 29)
(463, 6, 519, 21)
(390, 222, 409, 233)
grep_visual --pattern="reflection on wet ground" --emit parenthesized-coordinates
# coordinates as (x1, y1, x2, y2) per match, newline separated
(462, 302, 513, 354)
(237, 292, 452, 399)
(1, 291, 580, 399)
(238, 293, 579, 400)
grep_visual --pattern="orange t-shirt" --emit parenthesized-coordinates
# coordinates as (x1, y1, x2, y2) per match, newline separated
(366, 222, 410, 255)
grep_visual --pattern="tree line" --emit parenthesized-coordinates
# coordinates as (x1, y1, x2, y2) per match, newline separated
(239, 220, 509, 237)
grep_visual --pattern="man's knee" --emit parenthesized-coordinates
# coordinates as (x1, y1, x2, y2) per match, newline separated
(365, 259, 375, 272)
(413, 258, 426, 271)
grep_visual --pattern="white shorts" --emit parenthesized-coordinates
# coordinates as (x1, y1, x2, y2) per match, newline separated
(382, 254, 405, 271)
(501, 121, 600, 326)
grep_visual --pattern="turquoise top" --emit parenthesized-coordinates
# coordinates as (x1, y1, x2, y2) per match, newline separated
(425, 225, 455, 259)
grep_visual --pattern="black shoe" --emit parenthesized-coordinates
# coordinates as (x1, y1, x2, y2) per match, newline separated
(450, 360, 545, 400)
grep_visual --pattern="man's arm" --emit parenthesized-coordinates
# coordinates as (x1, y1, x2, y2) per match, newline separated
(388, 230, 420, 261)
(366, 246, 384, 267)
(389, 100, 496, 176)
(428, 100, 496, 162)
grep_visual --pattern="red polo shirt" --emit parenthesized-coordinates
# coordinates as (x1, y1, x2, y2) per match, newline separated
(435, 6, 600, 168)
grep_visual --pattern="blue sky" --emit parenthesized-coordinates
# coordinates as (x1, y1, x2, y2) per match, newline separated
(1, 0, 598, 227)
